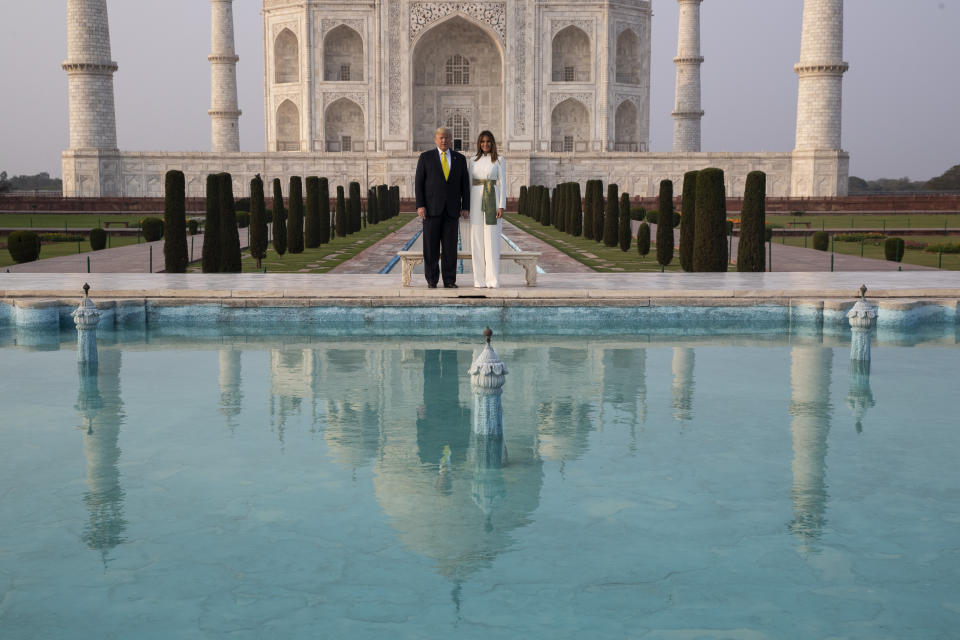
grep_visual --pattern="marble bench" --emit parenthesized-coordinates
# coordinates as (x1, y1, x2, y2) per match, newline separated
(397, 250, 541, 287)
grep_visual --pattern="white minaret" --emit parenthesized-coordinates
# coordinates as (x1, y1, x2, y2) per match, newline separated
(63, 0, 118, 150)
(672, 0, 704, 152)
(209, 0, 242, 152)
(793, 0, 848, 152)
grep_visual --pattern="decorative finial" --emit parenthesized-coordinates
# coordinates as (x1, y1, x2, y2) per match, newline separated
(83, 283, 90, 297)
(483, 326, 493, 345)
(859, 284, 867, 300)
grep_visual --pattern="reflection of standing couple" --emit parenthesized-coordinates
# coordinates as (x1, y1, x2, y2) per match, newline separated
(415, 127, 506, 289)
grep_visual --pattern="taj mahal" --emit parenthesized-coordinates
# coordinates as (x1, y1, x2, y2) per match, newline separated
(61, 0, 850, 199)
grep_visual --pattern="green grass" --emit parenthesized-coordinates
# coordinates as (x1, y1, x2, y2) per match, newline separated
(191, 215, 414, 273)
(763, 213, 960, 230)
(0, 213, 151, 229)
(771, 233, 960, 270)
(506, 214, 695, 272)
(0, 235, 141, 268)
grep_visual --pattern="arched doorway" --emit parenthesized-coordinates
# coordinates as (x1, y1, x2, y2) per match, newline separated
(552, 26, 591, 82)
(276, 100, 300, 151)
(325, 98, 365, 152)
(324, 25, 364, 81)
(614, 100, 639, 152)
(615, 29, 641, 85)
(551, 98, 589, 152)
(412, 16, 503, 152)
(274, 29, 299, 84)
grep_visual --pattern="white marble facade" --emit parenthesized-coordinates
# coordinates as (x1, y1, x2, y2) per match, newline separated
(62, 0, 849, 199)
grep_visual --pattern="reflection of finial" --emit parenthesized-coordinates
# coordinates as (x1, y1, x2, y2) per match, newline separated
(83, 282, 91, 297)
(859, 284, 867, 300)
(483, 326, 493, 345)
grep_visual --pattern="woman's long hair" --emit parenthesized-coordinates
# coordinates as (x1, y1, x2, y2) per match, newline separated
(474, 130, 499, 163)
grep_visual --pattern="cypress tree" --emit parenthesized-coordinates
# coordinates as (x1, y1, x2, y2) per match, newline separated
(619, 192, 632, 252)
(593, 181, 606, 243)
(569, 182, 583, 237)
(202, 173, 220, 273)
(679, 171, 698, 272)
(272, 178, 287, 256)
(583, 180, 595, 239)
(693, 168, 728, 272)
(540, 186, 551, 227)
(219, 173, 242, 272)
(737, 170, 767, 272)
(304, 176, 321, 248)
(528, 186, 539, 223)
(319, 178, 331, 244)
(637, 222, 651, 258)
(518, 185, 528, 217)
(163, 169, 188, 273)
(249, 174, 268, 268)
(556, 184, 567, 232)
(603, 183, 619, 247)
(287, 176, 304, 254)
(390, 185, 400, 219)
(335, 185, 347, 238)
(377, 184, 389, 223)
(368, 187, 379, 225)
(656, 179, 674, 267)
(348, 181, 362, 233)
(549, 186, 558, 227)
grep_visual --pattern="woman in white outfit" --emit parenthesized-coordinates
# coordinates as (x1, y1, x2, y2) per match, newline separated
(467, 130, 506, 288)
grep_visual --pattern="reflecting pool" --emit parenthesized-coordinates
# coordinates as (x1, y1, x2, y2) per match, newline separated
(1, 330, 958, 639)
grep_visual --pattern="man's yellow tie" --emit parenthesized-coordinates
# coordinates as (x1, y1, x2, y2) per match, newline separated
(441, 151, 450, 181)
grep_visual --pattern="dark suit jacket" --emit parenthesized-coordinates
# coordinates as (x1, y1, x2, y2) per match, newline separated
(415, 148, 470, 218)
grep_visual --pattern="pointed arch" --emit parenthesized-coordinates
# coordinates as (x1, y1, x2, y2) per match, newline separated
(552, 26, 591, 82)
(615, 28, 641, 85)
(324, 25, 364, 81)
(276, 100, 300, 151)
(614, 100, 639, 152)
(275, 29, 299, 84)
(325, 98, 365, 152)
(551, 98, 589, 152)
(411, 16, 503, 151)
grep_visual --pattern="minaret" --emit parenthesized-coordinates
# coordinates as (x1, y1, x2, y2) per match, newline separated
(671, 0, 704, 152)
(209, 0, 242, 152)
(63, 0, 118, 150)
(793, 0, 848, 152)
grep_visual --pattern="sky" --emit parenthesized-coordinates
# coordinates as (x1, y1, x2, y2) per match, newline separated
(1, 1, 957, 181)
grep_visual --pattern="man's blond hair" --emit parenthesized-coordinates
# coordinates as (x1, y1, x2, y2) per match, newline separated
(434, 127, 452, 138)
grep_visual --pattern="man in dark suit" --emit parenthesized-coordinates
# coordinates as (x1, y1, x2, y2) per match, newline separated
(415, 127, 470, 288)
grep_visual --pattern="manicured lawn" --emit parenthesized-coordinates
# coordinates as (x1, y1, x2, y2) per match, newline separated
(0, 235, 141, 268)
(764, 213, 960, 231)
(0, 213, 149, 229)
(199, 215, 413, 273)
(772, 233, 960, 270)
(506, 214, 694, 272)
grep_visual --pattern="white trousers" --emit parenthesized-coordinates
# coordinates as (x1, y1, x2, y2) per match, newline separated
(469, 220, 501, 288)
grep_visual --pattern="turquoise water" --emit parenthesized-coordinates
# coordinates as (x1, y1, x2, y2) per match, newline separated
(1, 331, 958, 639)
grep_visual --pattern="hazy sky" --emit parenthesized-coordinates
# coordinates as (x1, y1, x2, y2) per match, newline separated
(1, 1, 956, 180)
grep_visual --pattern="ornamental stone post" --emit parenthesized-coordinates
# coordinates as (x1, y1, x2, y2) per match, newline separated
(72, 283, 101, 368)
(847, 285, 877, 362)
(468, 327, 508, 438)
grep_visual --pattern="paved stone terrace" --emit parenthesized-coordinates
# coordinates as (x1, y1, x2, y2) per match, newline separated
(2, 272, 959, 305)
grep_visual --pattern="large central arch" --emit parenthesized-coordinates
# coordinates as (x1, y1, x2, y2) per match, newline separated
(411, 16, 504, 152)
